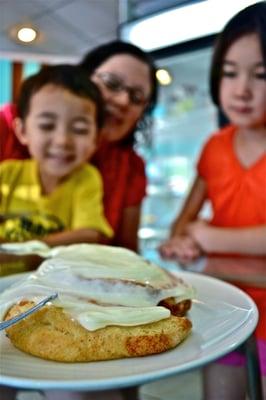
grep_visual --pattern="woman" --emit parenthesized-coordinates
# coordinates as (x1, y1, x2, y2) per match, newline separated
(0, 41, 158, 251)
(81, 41, 158, 251)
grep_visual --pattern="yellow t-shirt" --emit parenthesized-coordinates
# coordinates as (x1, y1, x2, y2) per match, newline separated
(0, 159, 113, 240)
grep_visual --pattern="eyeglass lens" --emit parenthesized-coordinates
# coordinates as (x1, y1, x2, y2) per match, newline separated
(96, 73, 147, 105)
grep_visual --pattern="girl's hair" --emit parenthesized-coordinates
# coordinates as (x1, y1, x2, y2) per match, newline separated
(17, 64, 105, 129)
(80, 41, 158, 145)
(210, 1, 266, 106)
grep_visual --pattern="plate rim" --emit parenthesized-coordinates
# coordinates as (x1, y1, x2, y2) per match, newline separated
(0, 270, 258, 390)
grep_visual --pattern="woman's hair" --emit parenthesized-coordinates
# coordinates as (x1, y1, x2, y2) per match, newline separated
(80, 41, 158, 145)
(17, 64, 105, 129)
(210, 1, 266, 106)
(80, 40, 158, 114)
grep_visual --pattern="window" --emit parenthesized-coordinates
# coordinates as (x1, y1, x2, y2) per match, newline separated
(0, 60, 12, 106)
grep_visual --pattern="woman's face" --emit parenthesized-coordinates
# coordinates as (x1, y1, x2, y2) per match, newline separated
(91, 54, 152, 142)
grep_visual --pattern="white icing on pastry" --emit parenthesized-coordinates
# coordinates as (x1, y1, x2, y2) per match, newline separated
(0, 244, 195, 330)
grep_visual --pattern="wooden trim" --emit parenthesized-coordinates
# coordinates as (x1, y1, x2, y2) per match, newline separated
(12, 62, 23, 103)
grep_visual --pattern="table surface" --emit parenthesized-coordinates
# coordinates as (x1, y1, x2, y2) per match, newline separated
(184, 255, 266, 288)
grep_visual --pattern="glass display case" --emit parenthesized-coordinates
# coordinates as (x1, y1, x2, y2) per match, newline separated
(136, 45, 218, 265)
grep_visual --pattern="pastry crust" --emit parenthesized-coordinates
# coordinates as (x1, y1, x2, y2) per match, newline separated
(5, 302, 192, 362)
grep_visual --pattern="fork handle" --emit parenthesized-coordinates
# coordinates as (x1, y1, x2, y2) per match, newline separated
(0, 293, 58, 331)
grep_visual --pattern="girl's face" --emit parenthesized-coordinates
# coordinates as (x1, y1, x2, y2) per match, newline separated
(15, 84, 98, 188)
(91, 54, 152, 142)
(219, 33, 266, 130)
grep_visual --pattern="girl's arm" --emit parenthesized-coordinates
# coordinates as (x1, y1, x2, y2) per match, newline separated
(170, 175, 207, 237)
(158, 176, 207, 262)
(188, 221, 266, 255)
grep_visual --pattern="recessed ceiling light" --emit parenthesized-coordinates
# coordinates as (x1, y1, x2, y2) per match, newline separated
(17, 27, 38, 43)
(156, 69, 172, 85)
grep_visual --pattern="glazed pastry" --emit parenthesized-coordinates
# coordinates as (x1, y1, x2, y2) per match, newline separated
(1, 244, 194, 362)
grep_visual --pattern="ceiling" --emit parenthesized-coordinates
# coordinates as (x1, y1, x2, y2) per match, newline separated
(129, 0, 196, 19)
(0, 0, 210, 65)
(0, 0, 120, 64)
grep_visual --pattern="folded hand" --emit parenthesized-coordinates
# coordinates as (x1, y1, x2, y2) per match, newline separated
(158, 234, 202, 265)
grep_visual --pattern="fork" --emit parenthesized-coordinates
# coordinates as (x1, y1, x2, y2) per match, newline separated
(0, 293, 58, 331)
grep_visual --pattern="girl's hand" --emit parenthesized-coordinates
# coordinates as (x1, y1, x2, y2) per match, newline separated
(158, 235, 202, 264)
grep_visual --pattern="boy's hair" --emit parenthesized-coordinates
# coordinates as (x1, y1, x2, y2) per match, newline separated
(80, 40, 158, 115)
(17, 64, 105, 129)
(210, 2, 266, 106)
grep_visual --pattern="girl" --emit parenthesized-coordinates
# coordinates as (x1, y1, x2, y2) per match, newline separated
(159, 2, 266, 399)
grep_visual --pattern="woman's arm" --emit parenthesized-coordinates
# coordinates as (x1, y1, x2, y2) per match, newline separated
(113, 205, 141, 252)
(188, 221, 266, 255)
(170, 175, 207, 237)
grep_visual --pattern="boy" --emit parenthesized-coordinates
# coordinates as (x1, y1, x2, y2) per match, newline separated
(0, 65, 113, 246)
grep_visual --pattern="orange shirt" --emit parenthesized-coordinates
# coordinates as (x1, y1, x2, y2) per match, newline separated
(198, 124, 266, 340)
(198, 124, 266, 227)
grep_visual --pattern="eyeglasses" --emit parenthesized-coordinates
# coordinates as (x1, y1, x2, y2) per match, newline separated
(95, 72, 149, 106)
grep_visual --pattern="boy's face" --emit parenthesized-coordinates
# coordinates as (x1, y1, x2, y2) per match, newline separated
(15, 84, 98, 185)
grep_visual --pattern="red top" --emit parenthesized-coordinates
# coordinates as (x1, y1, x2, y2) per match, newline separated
(0, 103, 147, 242)
(0, 103, 29, 160)
(92, 141, 146, 242)
(198, 124, 266, 340)
(198, 124, 266, 227)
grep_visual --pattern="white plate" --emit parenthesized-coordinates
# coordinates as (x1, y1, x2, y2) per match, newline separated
(0, 271, 258, 390)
